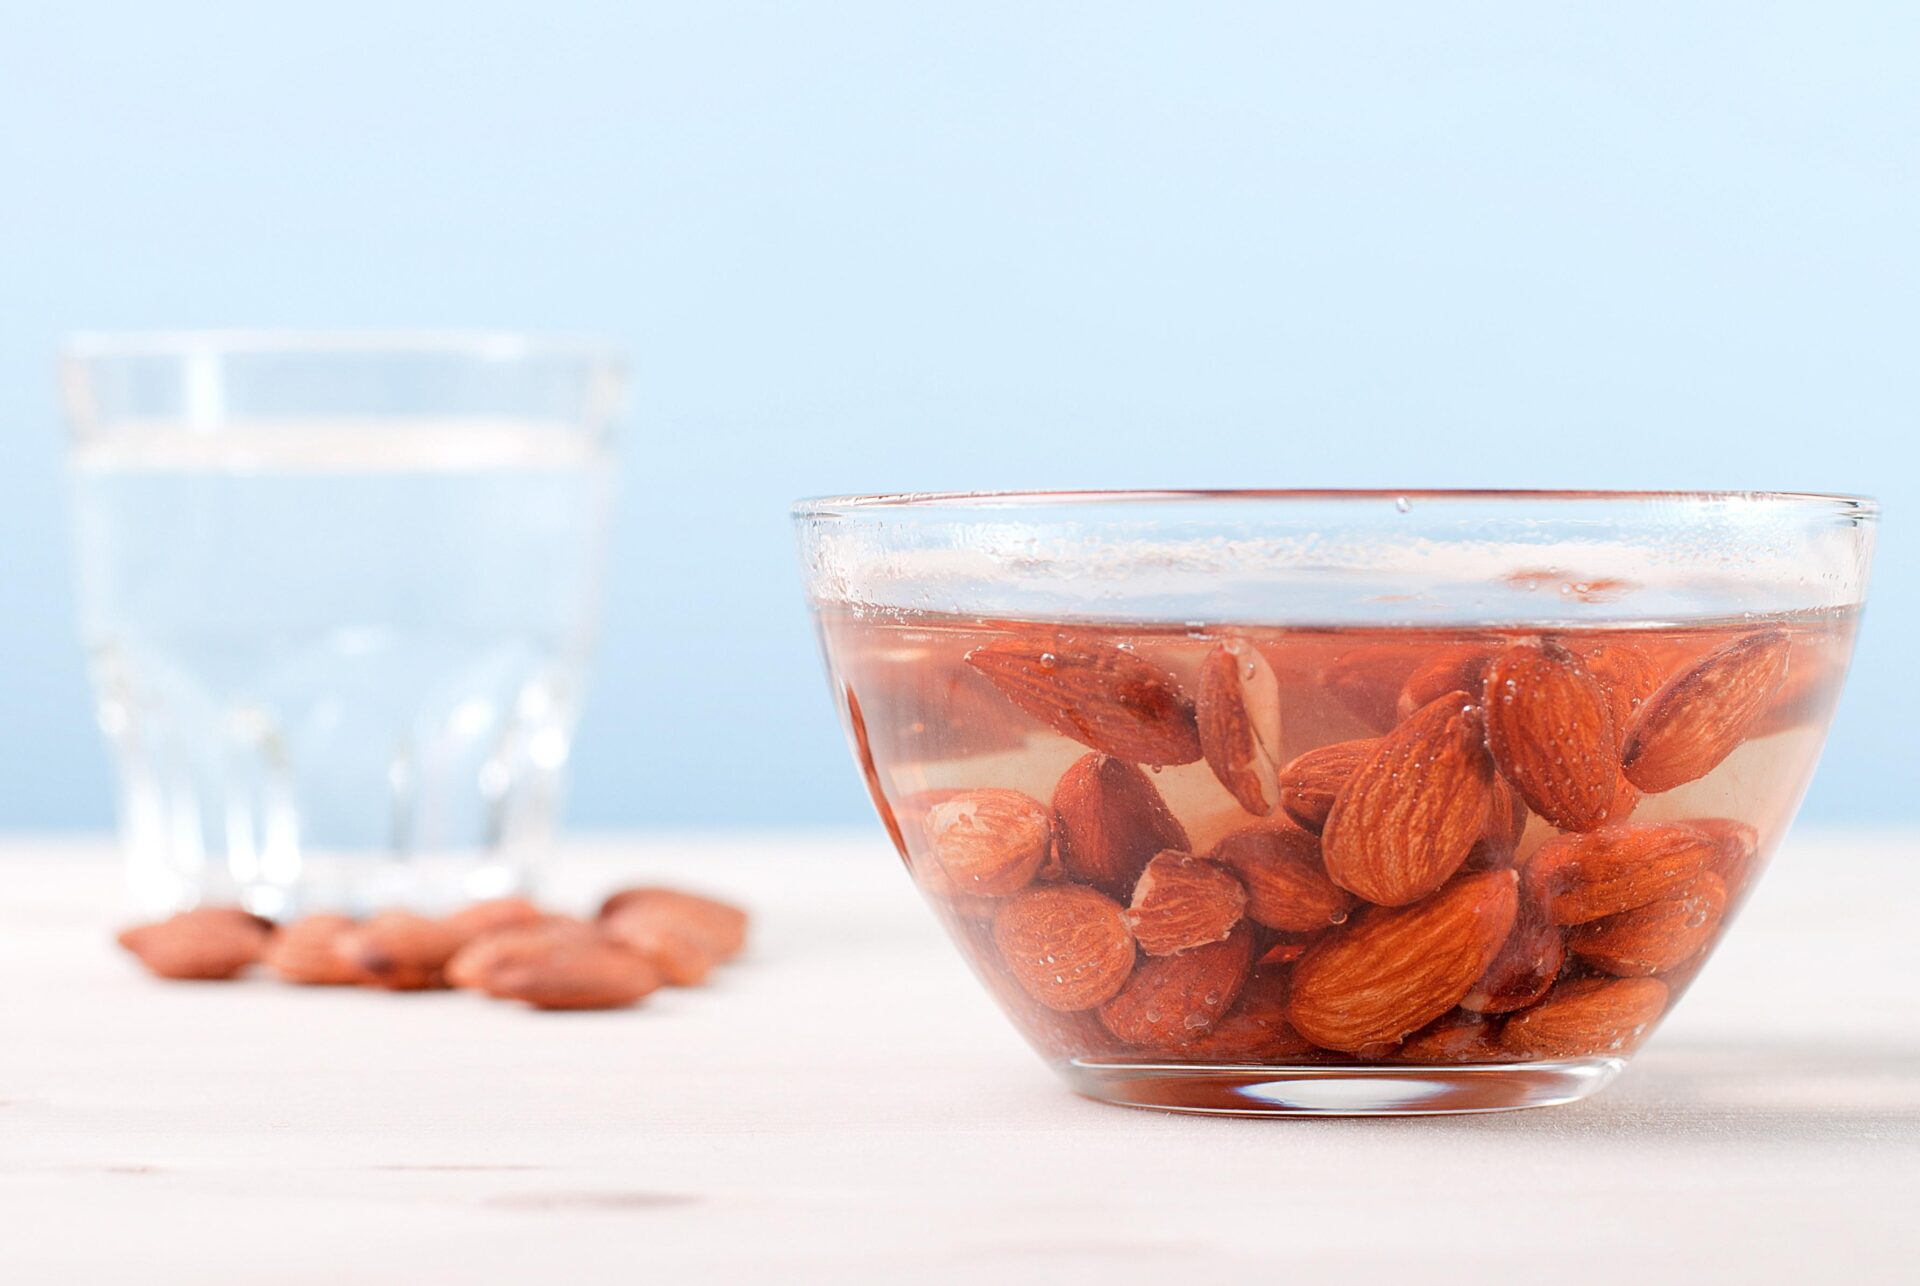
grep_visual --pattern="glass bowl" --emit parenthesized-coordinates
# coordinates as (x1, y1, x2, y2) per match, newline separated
(793, 490, 1877, 1115)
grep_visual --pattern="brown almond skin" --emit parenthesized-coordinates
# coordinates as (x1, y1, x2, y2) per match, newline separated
(117, 908, 271, 981)
(1277, 738, 1377, 834)
(1691, 817, 1761, 887)
(1501, 977, 1669, 1059)
(597, 888, 749, 960)
(1174, 969, 1317, 1061)
(1051, 752, 1190, 899)
(485, 939, 664, 1011)
(1125, 851, 1248, 956)
(443, 897, 547, 944)
(1567, 873, 1728, 976)
(1322, 644, 1429, 732)
(1393, 1012, 1504, 1064)
(1395, 645, 1493, 723)
(1622, 631, 1791, 793)
(1287, 870, 1519, 1054)
(993, 885, 1137, 1012)
(446, 919, 598, 991)
(1525, 823, 1720, 926)
(921, 788, 1052, 897)
(1482, 639, 1621, 833)
(965, 636, 1203, 766)
(1461, 897, 1564, 1014)
(600, 905, 721, 986)
(1463, 775, 1530, 872)
(262, 914, 367, 985)
(1569, 639, 1664, 754)
(1099, 923, 1255, 1048)
(1208, 823, 1351, 932)
(1196, 637, 1283, 816)
(1321, 690, 1497, 906)
(335, 912, 465, 991)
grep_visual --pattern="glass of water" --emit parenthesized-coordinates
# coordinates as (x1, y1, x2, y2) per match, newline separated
(62, 332, 622, 918)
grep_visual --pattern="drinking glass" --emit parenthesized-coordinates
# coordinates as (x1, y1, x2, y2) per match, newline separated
(63, 332, 622, 918)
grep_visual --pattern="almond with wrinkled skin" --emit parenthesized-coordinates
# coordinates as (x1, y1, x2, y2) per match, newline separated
(1525, 823, 1719, 925)
(263, 914, 368, 985)
(1569, 639, 1663, 753)
(1500, 977, 1669, 1059)
(1691, 817, 1761, 887)
(1464, 775, 1529, 871)
(1322, 644, 1428, 732)
(1051, 752, 1189, 899)
(444, 897, 547, 943)
(1321, 690, 1497, 906)
(1208, 823, 1351, 932)
(1482, 639, 1621, 832)
(484, 938, 664, 1011)
(1175, 969, 1317, 1061)
(1099, 923, 1255, 1047)
(1396, 645, 1493, 722)
(1197, 637, 1283, 815)
(447, 918, 598, 991)
(965, 637, 1203, 766)
(1124, 850, 1247, 956)
(1277, 738, 1376, 834)
(921, 788, 1052, 897)
(335, 912, 465, 990)
(598, 888, 749, 960)
(1394, 1012, 1503, 1064)
(994, 885, 1136, 1012)
(1257, 937, 1313, 968)
(1287, 870, 1519, 1054)
(1622, 631, 1791, 793)
(843, 683, 909, 860)
(118, 908, 271, 981)
(1567, 873, 1727, 976)
(1461, 897, 1563, 1014)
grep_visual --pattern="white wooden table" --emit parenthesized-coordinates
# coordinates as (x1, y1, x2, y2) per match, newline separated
(3, 831, 1915, 1283)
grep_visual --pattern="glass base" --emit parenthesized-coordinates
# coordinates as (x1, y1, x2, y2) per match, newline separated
(1059, 1057, 1625, 1116)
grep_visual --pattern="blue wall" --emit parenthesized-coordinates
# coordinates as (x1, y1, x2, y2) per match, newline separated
(0, 3, 1910, 829)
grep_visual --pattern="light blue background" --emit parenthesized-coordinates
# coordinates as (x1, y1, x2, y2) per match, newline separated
(0, 3, 1910, 830)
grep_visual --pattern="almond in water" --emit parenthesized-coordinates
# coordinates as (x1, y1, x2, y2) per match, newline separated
(1321, 690, 1497, 906)
(965, 636, 1204, 766)
(1196, 637, 1283, 815)
(922, 788, 1052, 897)
(118, 908, 271, 981)
(1566, 873, 1727, 977)
(1124, 850, 1247, 956)
(1525, 823, 1719, 925)
(1482, 639, 1621, 833)
(1287, 871, 1518, 1054)
(1208, 823, 1351, 932)
(1460, 896, 1564, 1014)
(1501, 977, 1669, 1059)
(1174, 968, 1317, 1062)
(1622, 631, 1791, 793)
(1099, 923, 1255, 1048)
(1051, 753, 1189, 899)
(992, 885, 1137, 1012)
(1277, 738, 1376, 835)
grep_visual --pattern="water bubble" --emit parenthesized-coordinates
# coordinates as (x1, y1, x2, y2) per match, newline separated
(1394, 496, 1411, 514)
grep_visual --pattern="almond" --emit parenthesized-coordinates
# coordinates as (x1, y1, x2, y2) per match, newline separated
(1461, 896, 1563, 1013)
(1622, 631, 1792, 793)
(921, 788, 1052, 897)
(1323, 643, 1428, 732)
(601, 903, 724, 986)
(1393, 1011, 1503, 1064)
(1197, 637, 1283, 815)
(1286, 870, 1519, 1054)
(843, 683, 909, 860)
(992, 885, 1137, 1012)
(1464, 775, 1530, 871)
(443, 897, 547, 943)
(262, 914, 368, 986)
(598, 888, 749, 961)
(1567, 873, 1727, 976)
(1124, 850, 1247, 956)
(1174, 969, 1317, 1061)
(1099, 923, 1255, 1047)
(447, 919, 597, 991)
(965, 636, 1203, 765)
(1568, 639, 1663, 753)
(1395, 644, 1492, 722)
(1257, 937, 1313, 967)
(1500, 977, 1669, 1059)
(1051, 752, 1190, 899)
(335, 912, 465, 990)
(1277, 738, 1376, 834)
(1691, 817, 1761, 887)
(117, 908, 271, 981)
(483, 938, 664, 1011)
(1482, 639, 1621, 832)
(1208, 823, 1351, 932)
(1525, 823, 1720, 925)
(1320, 690, 1497, 906)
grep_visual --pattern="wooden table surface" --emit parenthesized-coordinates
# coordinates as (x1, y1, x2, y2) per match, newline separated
(3, 830, 1915, 1283)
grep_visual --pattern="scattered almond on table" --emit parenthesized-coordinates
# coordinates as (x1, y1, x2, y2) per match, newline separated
(115, 886, 749, 1011)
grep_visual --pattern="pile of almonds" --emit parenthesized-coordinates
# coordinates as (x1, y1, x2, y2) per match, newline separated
(898, 626, 1790, 1064)
(116, 887, 749, 1011)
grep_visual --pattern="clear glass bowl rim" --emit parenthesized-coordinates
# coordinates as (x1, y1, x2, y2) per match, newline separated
(794, 488, 1878, 520)
(60, 329, 623, 366)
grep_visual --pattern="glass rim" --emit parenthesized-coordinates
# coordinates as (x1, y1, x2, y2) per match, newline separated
(60, 329, 623, 366)
(794, 487, 1879, 520)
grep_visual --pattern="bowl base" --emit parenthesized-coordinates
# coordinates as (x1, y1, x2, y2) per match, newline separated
(1059, 1057, 1625, 1116)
